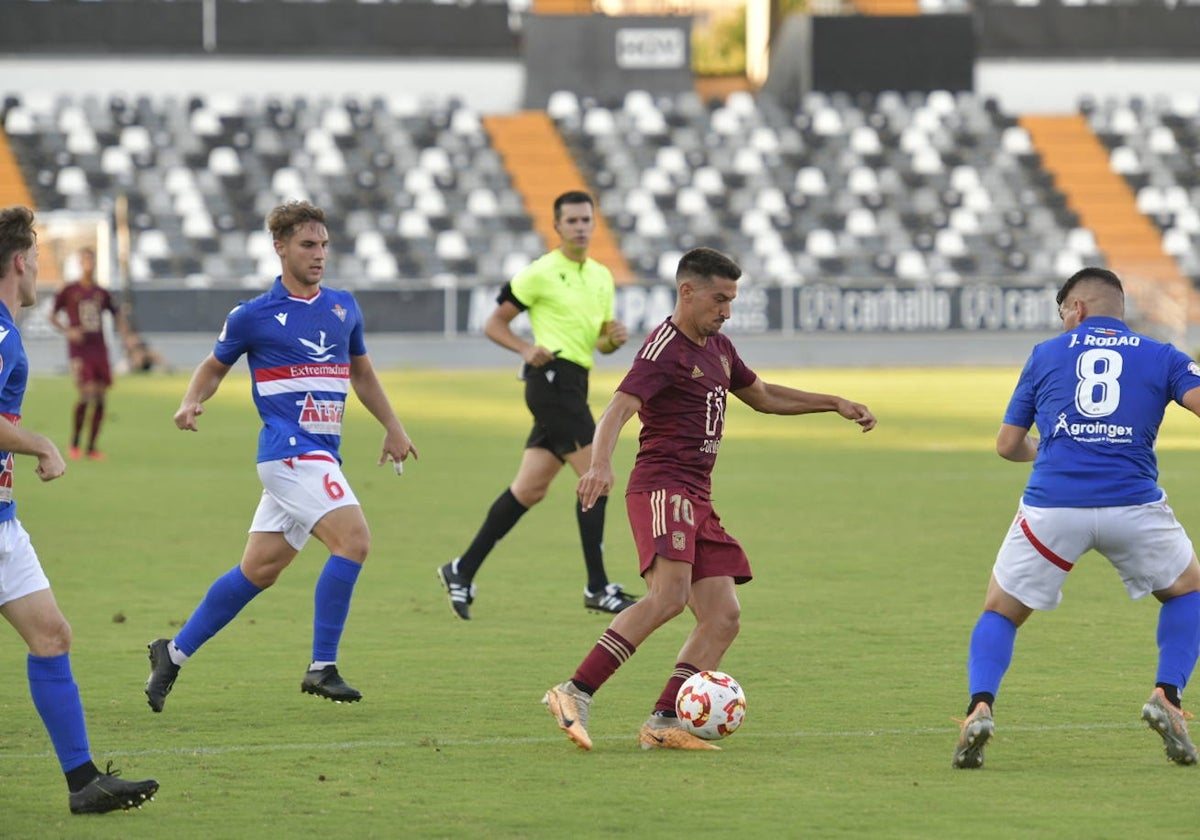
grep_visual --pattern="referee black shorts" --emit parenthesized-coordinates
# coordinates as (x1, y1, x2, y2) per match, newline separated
(522, 358, 595, 461)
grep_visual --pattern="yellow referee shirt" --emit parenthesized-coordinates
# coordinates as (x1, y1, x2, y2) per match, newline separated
(509, 249, 615, 370)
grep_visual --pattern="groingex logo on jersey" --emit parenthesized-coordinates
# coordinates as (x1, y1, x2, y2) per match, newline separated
(296, 392, 345, 435)
(1052, 412, 1134, 444)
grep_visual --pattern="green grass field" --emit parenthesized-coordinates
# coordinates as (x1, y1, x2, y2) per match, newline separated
(2, 365, 1200, 838)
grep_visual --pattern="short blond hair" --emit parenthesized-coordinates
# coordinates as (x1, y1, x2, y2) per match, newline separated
(267, 200, 326, 242)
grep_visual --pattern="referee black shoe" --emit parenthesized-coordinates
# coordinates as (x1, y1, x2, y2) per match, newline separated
(301, 665, 362, 703)
(69, 763, 159, 814)
(584, 583, 638, 615)
(144, 638, 180, 713)
(437, 559, 476, 620)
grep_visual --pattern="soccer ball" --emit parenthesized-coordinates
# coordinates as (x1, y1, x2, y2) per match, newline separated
(675, 670, 746, 740)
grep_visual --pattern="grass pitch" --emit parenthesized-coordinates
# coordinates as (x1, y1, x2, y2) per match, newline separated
(2, 365, 1199, 838)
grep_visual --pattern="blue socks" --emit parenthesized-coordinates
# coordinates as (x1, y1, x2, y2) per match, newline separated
(174, 565, 263, 657)
(312, 555, 362, 663)
(27, 653, 91, 773)
(968, 610, 1018, 699)
(1156, 591, 1200, 692)
(171, 557, 362, 664)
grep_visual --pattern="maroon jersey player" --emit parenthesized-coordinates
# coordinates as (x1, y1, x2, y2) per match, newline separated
(50, 248, 129, 460)
(543, 246, 877, 751)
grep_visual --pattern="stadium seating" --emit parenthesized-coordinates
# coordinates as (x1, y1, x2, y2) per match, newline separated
(1083, 93, 1200, 289)
(551, 88, 1099, 286)
(8, 86, 1182, 291)
(2, 92, 539, 287)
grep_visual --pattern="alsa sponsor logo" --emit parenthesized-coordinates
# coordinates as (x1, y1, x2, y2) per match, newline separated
(296, 394, 345, 435)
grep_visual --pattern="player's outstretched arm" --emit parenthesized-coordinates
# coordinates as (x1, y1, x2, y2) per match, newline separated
(733, 378, 876, 432)
(174, 354, 232, 431)
(348, 355, 419, 468)
(578, 390, 642, 511)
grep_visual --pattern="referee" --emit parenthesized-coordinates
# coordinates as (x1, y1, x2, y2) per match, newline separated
(438, 190, 636, 620)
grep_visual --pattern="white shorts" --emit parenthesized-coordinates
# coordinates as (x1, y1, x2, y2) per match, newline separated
(0, 518, 49, 608)
(251, 452, 360, 551)
(993, 494, 1194, 611)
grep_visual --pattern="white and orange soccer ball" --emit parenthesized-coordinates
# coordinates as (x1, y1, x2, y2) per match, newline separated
(675, 670, 746, 740)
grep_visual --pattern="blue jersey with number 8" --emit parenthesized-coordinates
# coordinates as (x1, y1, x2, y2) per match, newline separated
(1004, 315, 1200, 507)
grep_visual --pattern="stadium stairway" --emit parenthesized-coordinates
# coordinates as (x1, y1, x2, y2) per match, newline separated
(853, 0, 921, 14)
(532, 0, 594, 11)
(0, 129, 61, 282)
(0, 130, 34, 212)
(1020, 114, 1199, 334)
(483, 110, 634, 284)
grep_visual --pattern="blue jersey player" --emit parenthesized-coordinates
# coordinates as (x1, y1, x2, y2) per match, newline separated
(145, 201, 417, 711)
(953, 267, 1200, 769)
(0, 206, 159, 813)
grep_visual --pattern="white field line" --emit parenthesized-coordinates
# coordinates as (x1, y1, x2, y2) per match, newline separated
(0, 721, 1142, 762)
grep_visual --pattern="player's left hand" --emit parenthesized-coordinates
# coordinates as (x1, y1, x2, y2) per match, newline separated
(35, 448, 66, 482)
(379, 429, 418, 473)
(837, 400, 877, 432)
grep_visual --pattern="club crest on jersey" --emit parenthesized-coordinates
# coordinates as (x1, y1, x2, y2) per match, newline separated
(720, 355, 731, 378)
(296, 393, 345, 434)
(298, 331, 337, 362)
(331, 304, 347, 322)
(672, 531, 686, 551)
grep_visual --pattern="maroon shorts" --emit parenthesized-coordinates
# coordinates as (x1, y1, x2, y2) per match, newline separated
(626, 489, 752, 584)
(69, 345, 112, 387)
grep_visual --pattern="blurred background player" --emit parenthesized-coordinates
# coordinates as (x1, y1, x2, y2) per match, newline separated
(49, 246, 131, 461)
(437, 190, 634, 620)
(952, 267, 1200, 770)
(543, 247, 876, 751)
(0, 206, 159, 814)
(143, 200, 418, 712)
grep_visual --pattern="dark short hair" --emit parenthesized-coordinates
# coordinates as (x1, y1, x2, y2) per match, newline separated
(1057, 266, 1123, 306)
(676, 247, 742, 285)
(553, 190, 594, 221)
(267, 200, 327, 242)
(0, 205, 36, 279)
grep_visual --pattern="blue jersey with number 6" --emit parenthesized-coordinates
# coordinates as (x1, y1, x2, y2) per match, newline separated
(1004, 315, 1200, 507)
(213, 277, 366, 464)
